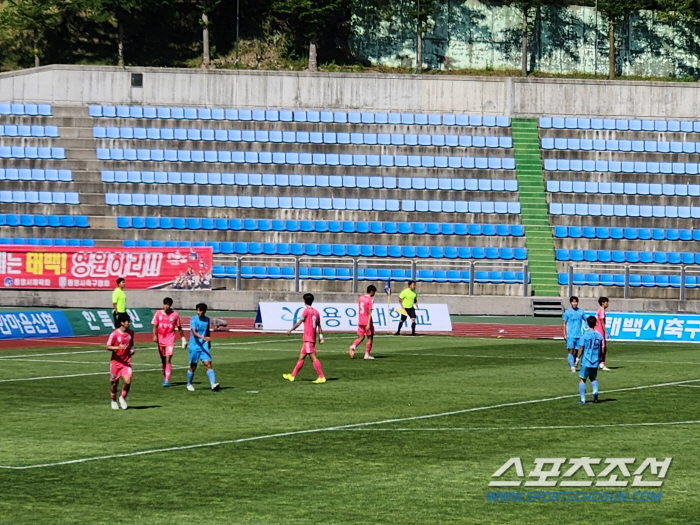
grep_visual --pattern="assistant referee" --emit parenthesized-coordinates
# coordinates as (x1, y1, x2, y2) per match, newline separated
(112, 277, 127, 327)
(395, 280, 419, 336)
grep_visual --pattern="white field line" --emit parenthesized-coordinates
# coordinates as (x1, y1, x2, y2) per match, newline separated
(1, 377, 699, 470)
(335, 420, 700, 432)
(675, 384, 700, 388)
(0, 366, 189, 384)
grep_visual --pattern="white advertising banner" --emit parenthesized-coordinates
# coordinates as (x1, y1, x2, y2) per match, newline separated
(257, 302, 452, 333)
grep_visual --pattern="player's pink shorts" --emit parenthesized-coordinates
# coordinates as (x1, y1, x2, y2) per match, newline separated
(158, 345, 174, 357)
(302, 341, 316, 354)
(357, 324, 375, 337)
(110, 361, 132, 381)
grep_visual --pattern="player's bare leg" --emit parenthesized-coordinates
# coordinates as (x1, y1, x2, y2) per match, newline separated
(119, 375, 131, 409)
(350, 335, 365, 359)
(284, 349, 308, 381)
(310, 352, 326, 383)
(364, 335, 374, 359)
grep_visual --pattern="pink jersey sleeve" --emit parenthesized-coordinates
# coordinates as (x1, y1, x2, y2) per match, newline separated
(302, 307, 319, 342)
(595, 308, 606, 335)
(151, 312, 160, 326)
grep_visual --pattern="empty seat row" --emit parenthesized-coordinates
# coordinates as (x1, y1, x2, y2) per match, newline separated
(559, 273, 699, 288)
(117, 216, 525, 237)
(102, 170, 518, 192)
(0, 214, 88, 228)
(94, 126, 514, 149)
(106, 193, 522, 214)
(0, 125, 59, 138)
(546, 180, 700, 196)
(0, 146, 66, 160)
(556, 249, 700, 265)
(0, 237, 94, 247)
(554, 225, 698, 241)
(89, 105, 511, 127)
(540, 116, 700, 133)
(96, 148, 516, 169)
(544, 158, 700, 175)
(550, 203, 700, 218)
(0, 191, 79, 204)
(542, 137, 700, 154)
(0, 103, 52, 116)
(0, 168, 72, 182)
(127, 239, 527, 259)
(211, 266, 526, 283)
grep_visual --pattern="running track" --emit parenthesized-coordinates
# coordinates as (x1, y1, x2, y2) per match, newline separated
(0, 319, 561, 350)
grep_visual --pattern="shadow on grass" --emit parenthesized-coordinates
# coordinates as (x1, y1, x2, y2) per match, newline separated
(129, 405, 162, 410)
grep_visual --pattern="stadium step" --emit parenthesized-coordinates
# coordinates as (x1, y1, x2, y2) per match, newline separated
(512, 117, 559, 298)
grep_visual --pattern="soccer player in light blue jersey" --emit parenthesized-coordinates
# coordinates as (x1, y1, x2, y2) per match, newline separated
(562, 296, 586, 373)
(187, 303, 220, 392)
(577, 316, 603, 405)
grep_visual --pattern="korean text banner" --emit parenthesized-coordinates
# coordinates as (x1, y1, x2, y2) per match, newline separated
(257, 302, 452, 332)
(606, 312, 700, 342)
(0, 311, 73, 340)
(0, 246, 213, 290)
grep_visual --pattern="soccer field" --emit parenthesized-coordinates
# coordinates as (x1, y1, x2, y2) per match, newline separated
(1, 333, 699, 524)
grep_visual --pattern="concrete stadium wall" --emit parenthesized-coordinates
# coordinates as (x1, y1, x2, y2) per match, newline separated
(3, 65, 700, 120)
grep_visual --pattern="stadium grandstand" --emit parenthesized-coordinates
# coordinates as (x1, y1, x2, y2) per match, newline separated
(2, 67, 700, 312)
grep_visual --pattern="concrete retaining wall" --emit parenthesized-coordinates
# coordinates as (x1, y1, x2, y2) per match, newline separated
(3, 65, 700, 120)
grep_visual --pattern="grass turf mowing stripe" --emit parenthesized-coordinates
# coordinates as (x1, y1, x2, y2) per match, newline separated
(2, 377, 699, 470)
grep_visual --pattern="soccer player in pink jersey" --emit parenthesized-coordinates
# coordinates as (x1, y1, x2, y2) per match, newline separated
(151, 297, 187, 387)
(106, 313, 135, 410)
(283, 293, 326, 384)
(596, 296, 611, 370)
(349, 285, 377, 360)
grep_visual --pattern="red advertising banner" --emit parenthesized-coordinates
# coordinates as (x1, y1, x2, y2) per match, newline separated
(0, 246, 213, 290)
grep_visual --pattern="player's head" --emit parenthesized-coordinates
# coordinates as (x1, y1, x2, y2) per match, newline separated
(196, 302, 208, 315)
(163, 297, 173, 310)
(367, 285, 377, 296)
(569, 296, 579, 308)
(303, 293, 314, 306)
(117, 312, 131, 328)
(408, 280, 416, 290)
(116, 277, 125, 288)
(598, 296, 609, 307)
(587, 316, 597, 329)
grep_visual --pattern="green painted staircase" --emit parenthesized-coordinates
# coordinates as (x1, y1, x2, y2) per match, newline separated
(511, 118, 560, 297)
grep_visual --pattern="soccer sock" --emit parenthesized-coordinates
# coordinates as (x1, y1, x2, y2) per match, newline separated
(365, 340, 372, 355)
(206, 369, 216, 387)
(291, 359, 304, 377)
(567, 353, 575, 367)
(591, 380, 599, 395)
(578, 382, 586, 401)
(187, 370, 194, 385)
(411, 322, 416, 334)
(398, 316, 406, 332)
(110, 391, 117, 401)
(161, 362, 166, 375)
(164, 364, 172, 382)
(121, 388, 128, 399)
(352, 338, 362, 349)
(312, 359, 324, 379)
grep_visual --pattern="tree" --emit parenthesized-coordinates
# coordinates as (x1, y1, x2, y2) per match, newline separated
(0, 0, 65, 67)
(198, 0, 220, 67)
(597, 0, 636, 78)
(271, 0, 344, 72)
(84, 0, 143, 66)
(509, 0, 541, 76)
(405, 0, 437, 73)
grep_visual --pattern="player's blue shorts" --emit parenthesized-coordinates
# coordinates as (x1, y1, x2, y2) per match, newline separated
(188, 342, 212, 364)
(567, 336, 581, 350)
(579, 366, 598, 381)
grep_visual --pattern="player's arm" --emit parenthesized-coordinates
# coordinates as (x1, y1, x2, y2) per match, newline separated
(152, 318, 158, 343)
(317, 322, 324, 344)
(562, 319, 567, 340)
(177, 319, 187, 347)
(191, 327, 206, 341)
(287, 316, 305, 335)
(366, 307, 373, 330)
(576, 344, 584, 361)
(205, 322, 212, 347)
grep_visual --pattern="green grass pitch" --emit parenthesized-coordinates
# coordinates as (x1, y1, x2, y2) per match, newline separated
(1, 333, 699, 524)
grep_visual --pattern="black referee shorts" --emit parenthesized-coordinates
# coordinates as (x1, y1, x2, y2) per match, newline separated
(404, 307, 416, 319)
